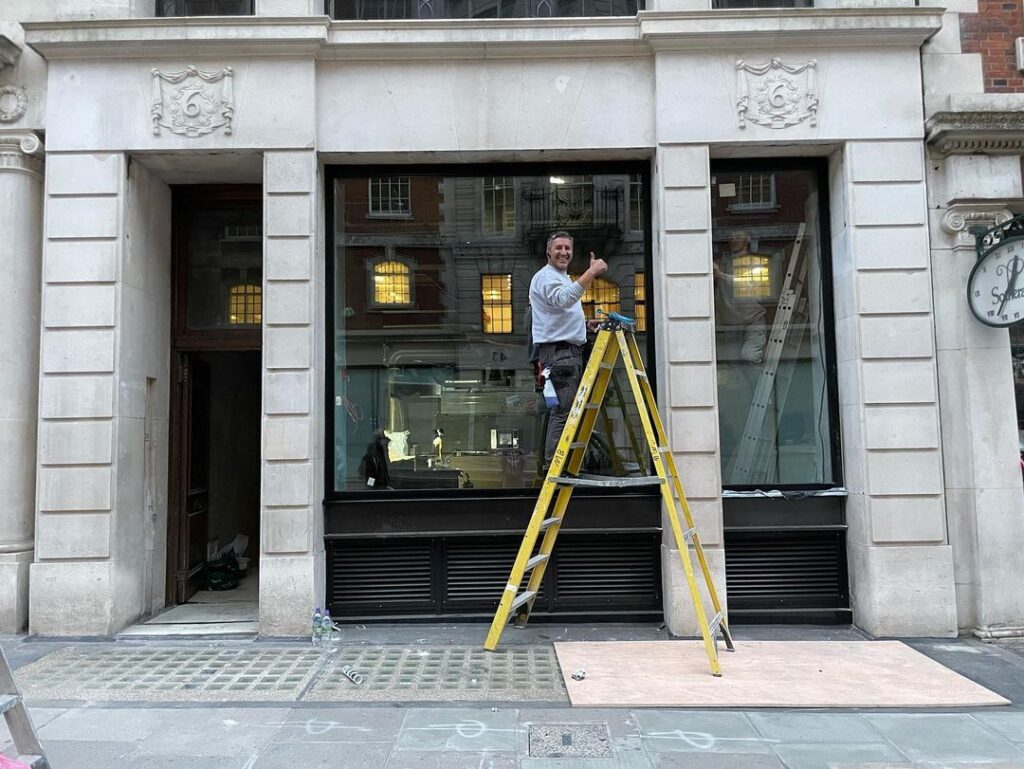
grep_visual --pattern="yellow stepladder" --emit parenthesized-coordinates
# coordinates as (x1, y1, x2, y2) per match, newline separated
(483, 311, 735, 676)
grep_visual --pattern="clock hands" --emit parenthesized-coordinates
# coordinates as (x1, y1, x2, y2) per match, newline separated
(999, 255, 1023, 318)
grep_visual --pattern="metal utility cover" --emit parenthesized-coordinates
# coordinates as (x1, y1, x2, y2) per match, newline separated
(529, 723, 613, 758)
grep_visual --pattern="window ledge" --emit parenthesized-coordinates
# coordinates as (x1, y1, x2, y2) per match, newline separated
(24, 7, 941, 61)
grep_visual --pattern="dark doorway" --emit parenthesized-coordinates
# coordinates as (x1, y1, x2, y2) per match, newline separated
(166, 185, 262, 608)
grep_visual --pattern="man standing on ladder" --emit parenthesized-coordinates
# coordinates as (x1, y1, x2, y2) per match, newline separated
(530, 231, 607, 471)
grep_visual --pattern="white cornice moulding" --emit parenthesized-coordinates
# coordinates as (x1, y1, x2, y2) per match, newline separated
(0, 21, 24, 70)
(24, 7, 942, 62)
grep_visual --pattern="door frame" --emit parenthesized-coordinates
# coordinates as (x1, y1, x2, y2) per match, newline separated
(165, 184, 262, 606)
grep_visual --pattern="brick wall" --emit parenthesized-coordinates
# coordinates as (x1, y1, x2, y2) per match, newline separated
(961, 0, 1024, 92)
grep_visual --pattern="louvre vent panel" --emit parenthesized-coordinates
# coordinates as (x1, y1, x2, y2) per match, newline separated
(725, 530, 848, 611)
(330, 540, 433, 608)
(445, 539, 548, 604)
(556, 535, 660, 604)
(327, 533, 662, 618)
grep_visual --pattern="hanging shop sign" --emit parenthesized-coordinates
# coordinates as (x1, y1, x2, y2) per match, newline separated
(969, 214, 1024, 328)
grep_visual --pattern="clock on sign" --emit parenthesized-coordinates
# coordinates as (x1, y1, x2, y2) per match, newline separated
(968, 215, 1024, 328)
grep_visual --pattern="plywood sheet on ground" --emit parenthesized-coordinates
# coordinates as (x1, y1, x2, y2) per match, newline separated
(553, 640, 1008, 708)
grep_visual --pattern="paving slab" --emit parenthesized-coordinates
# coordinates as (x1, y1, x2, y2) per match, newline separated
(131, 707, 291, 757)
(37, 739, 137, 766)
(649, 754, 786, 769)
(0, 707, 67, 749)
(385, 749, 521, 768)
(769, 742, 909, 769)
(251, 739, 392, 768)
(519, 755, 654, 769)
(974, 711, 1024, 745)
(747, 713, 888, 745)
(634, 711, 771, 754)
(272, 706, 408, 743)
(863, 713, 1024, 763)
(395, 708, 523, 752)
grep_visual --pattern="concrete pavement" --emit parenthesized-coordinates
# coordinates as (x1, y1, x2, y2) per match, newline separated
(2, 624, 1024, 768)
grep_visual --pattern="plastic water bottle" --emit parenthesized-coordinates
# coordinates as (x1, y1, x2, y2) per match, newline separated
(321, 608, 335, 646)
(311, 607, 322, 647)
(542, 368, 558, 408)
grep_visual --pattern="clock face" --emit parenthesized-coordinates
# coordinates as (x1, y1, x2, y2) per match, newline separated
(968, 236, 1024, 328)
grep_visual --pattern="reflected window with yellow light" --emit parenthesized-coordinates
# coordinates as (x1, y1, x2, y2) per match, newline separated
(372, 259, 411, 305)
(571, 275, 620, 319)
(633, 272, 646, 331)
(481, 273, 512, 334)
(227, 283, 261, 325)
(730, 254, 772, 299)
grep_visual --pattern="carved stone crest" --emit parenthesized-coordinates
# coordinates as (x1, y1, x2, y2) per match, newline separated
(736, 59, 818, 130)
(151, 66, 234, 138)
(0, 84, 27, 123)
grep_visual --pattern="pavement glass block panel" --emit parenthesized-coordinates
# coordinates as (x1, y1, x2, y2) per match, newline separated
(13, 647, 321, 702)
(304, 646, 567, 702)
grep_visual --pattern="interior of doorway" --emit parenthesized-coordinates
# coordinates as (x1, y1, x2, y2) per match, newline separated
(130, 350, 262, 638)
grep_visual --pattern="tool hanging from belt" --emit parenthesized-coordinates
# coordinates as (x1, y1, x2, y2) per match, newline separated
(483, 311, 735, 677)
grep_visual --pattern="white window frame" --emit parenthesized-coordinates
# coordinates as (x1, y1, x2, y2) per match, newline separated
(368, 177, 412, 218)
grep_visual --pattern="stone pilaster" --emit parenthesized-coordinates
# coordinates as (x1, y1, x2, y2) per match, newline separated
(832, 140, 957, 637)
(653, 144, 727, 635)
(0, 131, 42, 633)
(259, 150, 325, 637)
(934, 200, 1024, 638)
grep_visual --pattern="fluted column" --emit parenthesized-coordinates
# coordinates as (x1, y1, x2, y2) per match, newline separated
(0, 130, 43, 632)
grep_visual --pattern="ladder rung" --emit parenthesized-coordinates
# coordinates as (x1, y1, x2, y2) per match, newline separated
(568, 442, 587, 450)
(525, 553, 549, 571)
(553, 474, 664, 488)
(599, 363, 614, 370)
(0, 693, 20, 714)
(632, 369, 647, 378)
(539, 516, 561, 531)
(584, 403, 600, 410)
(510, 590, 536, 611)
(657, 445, 670, 453)
(682, 527, 696, 541)
(709, 611, 724, 638)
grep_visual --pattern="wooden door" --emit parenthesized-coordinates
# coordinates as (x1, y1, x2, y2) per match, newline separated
(173, 353, 211, 603)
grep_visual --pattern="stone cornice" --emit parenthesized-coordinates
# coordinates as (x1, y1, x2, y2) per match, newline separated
(0, 130, 44, 178)
(23, 7, 941, 62)
(638, 7, 943, 51)
(926, 110, 1024, 155)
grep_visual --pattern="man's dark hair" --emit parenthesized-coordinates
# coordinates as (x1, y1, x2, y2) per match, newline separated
(546, 231, 574, 251)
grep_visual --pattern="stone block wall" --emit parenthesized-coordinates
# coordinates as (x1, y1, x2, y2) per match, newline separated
(259, 150, 325, 637)
(653, 144, 727, 635)
(830, 141, 957, 637)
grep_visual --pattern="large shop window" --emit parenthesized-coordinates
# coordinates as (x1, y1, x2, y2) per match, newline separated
(712, 165, 838, 488)
(330, 167, 650, 494)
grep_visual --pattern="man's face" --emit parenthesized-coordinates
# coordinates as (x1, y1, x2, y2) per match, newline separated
(546, 237, 573, 272)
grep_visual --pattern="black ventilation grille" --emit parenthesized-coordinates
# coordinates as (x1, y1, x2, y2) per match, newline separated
(555, 534, 661, 608)
(724, 529, 849, 619)
(329, 539, 434, 612)
(328, 532, 661, 619)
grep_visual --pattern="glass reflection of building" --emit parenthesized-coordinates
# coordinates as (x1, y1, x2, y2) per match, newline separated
(332, 170, 649, 493)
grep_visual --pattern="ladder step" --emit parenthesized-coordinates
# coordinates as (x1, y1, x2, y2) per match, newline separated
(525, 553, 549, 571)
(632, 369, 647, 378)
(539, 516, 561, 531)
(553, 474, 664, 488)
(599, 363, 614, 370)
(0, 693, 20, 714)
(584, 403, 600, 410)
(683, 527, 696, 541)
(510, 590, 536, 611)
(568, 442, 587, 450)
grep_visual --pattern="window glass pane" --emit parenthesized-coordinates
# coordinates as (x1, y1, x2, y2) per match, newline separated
(1011, 326, 1024, 465)
(185, 204, 262, 330)
(332, 170, 649, 492)
(713, 166, 835, 486)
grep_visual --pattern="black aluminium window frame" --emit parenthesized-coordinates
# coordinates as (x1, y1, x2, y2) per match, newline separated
(324, 160, 656, 504)
(711, 156, 843, 493)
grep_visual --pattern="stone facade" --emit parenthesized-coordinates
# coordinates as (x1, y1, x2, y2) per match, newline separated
(2, 1, 1021, 640)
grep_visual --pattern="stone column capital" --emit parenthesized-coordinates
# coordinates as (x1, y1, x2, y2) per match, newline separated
(939, 203, 1013, 250)
(0, 130, 43, 178)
